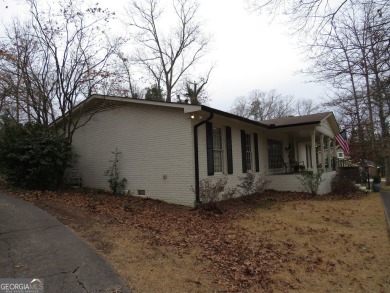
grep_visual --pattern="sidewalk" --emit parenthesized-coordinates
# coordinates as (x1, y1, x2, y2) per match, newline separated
(0, 191, 130, 293)
(381, 189, 390, 230)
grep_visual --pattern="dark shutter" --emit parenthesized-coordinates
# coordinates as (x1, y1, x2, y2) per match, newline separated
(226, 126, 233, 174)
(240, 130, 247, 173)
(254, 133, 260, 172)
(206, 122, 214, 176)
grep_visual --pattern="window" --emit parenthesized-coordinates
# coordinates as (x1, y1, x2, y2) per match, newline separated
(207, 123, 232, 176)
(213, 127, 223, 173)
(337, 152, 344, 158)
(241, 130, 259, 173)
(226, 126, 233, 174)
(245, 133, 252, 171)
(268, 140, 283, 169)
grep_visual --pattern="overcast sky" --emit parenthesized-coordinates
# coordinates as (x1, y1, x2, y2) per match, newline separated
(196, 0, 327, 111)
(1, 0, 327, 111)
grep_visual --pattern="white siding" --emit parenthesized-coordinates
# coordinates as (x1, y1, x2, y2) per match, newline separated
(318, 171, 336, 194)
(197, 117, 272, 193)
(72, 104, 335, 206)
(267, 174, 303, 192)
(196, 116, 333, 197)
(267, 171, 336, 194)
(72, 104, 195, 206)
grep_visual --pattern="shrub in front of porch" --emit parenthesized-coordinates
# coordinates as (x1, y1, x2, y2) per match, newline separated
(194, 172, 270, 210)
(297, 170, 324, 196)
(331, 174, 359, 195)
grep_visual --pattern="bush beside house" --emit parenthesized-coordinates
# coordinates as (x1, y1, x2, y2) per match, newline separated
(0, 118, 74, 190)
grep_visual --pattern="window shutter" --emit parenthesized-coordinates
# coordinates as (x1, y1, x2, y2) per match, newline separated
(226, 126, 233, 174)
(206, 122, 214, 176)
(254, 133, 260, 172)
(240, 130, 247, 173)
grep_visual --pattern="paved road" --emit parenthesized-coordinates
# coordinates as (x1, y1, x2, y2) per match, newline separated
(381, 189, 390, 230)
(0, 191, 130, 293)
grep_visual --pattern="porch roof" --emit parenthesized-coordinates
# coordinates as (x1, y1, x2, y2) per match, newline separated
(260, 112, 333, 128)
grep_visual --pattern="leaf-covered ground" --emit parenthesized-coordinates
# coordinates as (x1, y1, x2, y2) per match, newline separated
(5, 187, 390, 292)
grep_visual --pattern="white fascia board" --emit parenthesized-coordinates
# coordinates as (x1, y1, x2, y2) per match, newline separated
(91, 94, 202, 113)
(315, 124, 336, 138)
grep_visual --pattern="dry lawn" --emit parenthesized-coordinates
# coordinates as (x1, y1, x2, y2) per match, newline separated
(6, 188, 390, 293)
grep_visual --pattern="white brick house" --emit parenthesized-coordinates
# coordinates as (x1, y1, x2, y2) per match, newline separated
(69, 95, 340, 206)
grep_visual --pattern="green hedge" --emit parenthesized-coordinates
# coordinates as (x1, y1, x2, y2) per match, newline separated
(0, 118, 74, 190)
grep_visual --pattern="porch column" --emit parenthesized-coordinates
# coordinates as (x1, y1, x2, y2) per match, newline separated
(311, 131, 317, 172)
(294, 137, 298, 160)
(320, 134, 325, 172)
(332, 139, 336, 170)
(327, 137, 332, 172)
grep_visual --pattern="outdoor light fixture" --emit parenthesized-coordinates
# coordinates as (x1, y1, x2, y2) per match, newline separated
(190, 114, 203, 120)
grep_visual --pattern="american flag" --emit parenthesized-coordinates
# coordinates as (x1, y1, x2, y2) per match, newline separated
(335, 130, 350, 156)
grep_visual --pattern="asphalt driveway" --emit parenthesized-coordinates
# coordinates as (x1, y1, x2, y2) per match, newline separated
(381, 189, 390, 230)
(0, 191, 130, 293)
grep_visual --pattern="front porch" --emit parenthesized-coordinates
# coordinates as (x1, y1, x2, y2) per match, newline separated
(266, 129, 338, 175)
(260, 112, 341, 195)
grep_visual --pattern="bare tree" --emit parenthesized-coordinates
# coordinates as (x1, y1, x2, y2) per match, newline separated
(126, 0, 211, 102)
(250, 0, 390, 182)
(109, 52, 142, 98)
(0, 70, 12, 116)
(0, 20, 37, 123)
(181, 67, 212, 105)
(0, 0, 122, 142)
(248, 0, 369, 34)
(230, 89, 295, 121)
(295, 98, 320, 116)
(308, 14, 370, 160)
(307, 1, 390, 183)
(230, 96, 252, 118)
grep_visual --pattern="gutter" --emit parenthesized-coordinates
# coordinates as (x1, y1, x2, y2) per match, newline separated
(193, 112, 214, 207)
(201, 105, 268, 128)
(267, 121, 321, 129)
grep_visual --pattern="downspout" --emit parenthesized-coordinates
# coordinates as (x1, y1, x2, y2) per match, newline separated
(194, 112, 214, 206)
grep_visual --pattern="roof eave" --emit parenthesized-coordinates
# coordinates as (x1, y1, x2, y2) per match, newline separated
(53, 94, 203, 126)
(200, 105, 268, 129)
(268, 121, 321, 129)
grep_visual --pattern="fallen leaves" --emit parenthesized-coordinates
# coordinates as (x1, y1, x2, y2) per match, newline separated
(4, 187, 388, 292)
(7, 189, 300, 290)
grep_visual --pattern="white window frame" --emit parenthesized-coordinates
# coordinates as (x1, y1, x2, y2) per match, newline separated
(245, 133, 252, 171)
(212, 127, 224, 173)
(337, 152, 344, 158)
